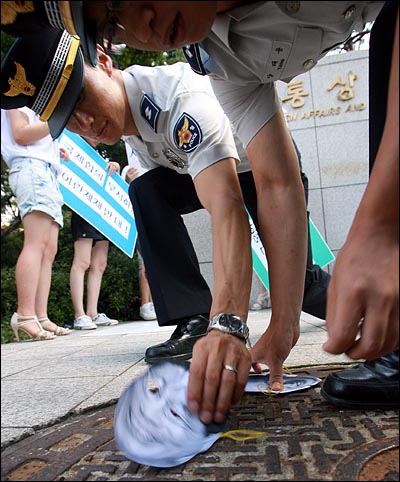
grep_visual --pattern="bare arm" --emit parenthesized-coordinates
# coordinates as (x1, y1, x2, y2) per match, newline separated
(194, 157, 252, 321)
(188, 108, 308, 424)
(246, 108, 307, 389)
(324, 11, 399, 359)
(8, 109, 50, 145)
(187, 156, 252, 424)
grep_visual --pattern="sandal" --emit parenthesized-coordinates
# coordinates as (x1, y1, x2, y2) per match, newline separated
(10, 313, 56, 342)
(38, 316, 71, 336)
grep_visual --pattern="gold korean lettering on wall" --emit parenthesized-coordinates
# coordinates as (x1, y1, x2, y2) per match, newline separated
(281, 71, 366, 123)
(281, 79, 309, 108)
(327, 71, 357, 101)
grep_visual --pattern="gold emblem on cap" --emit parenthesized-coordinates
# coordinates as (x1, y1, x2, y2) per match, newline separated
(1, 1, 34, 25)
(4, 61, 36, 97)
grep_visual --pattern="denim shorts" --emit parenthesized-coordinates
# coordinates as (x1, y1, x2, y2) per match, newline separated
(8, 157, 64, 228)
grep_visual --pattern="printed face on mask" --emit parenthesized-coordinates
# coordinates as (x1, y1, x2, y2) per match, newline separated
(114, 360, 223, 467)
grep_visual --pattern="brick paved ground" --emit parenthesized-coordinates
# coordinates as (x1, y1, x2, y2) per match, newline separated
(1, 365, 398, 481)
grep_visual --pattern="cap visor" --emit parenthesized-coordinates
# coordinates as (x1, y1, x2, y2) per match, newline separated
(70, 2, 98, 66)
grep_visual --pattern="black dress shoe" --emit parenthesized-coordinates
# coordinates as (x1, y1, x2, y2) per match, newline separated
(145, 315, 209, 363)
(321, 350, 399, 409)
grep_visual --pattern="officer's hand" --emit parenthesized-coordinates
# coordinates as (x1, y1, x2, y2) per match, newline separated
(250, 316, 300, 391)
(324, 227, 399, 360)
(187, 330, 251, 424)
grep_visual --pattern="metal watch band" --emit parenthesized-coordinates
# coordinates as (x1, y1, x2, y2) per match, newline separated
(207, 313, 249, 343)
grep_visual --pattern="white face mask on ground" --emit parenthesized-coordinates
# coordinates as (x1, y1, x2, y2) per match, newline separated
(114, 360, 223, 467)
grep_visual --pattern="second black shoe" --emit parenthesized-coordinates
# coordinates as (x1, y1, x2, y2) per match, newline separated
(144, 315, 209, 363)
(321, 350, 399, 409)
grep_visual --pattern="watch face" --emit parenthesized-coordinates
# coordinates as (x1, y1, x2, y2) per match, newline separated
(221, 314, 242, 331)
(210, 313, 248, 342)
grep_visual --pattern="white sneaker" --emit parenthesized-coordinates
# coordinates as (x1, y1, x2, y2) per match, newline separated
(74, 315, 97, 330)
(140, 302, 157, 321)
(250, 291, 271, 311)
(92, 313, 119, 326)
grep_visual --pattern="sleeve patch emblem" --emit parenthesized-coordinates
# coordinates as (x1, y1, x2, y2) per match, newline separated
(140, 94, 161, 132)
(173, 113, 203, 153)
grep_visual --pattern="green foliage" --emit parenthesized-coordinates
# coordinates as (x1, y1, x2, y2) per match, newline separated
(46, 261, 75, 328)
(115, 46, 186, 70)
(1, 267, 17, 343)
(96, 139, 128, 172)
(1, 31, 15, 61)
(97, 246, 142, 321)
(1, 229, 23, 268)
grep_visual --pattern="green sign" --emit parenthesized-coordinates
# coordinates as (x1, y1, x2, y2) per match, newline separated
(250, 215, 334, 291)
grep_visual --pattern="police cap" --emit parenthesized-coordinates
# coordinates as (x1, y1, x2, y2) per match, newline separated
(1, 1, 98, 66)
(1, 28, 84, 139)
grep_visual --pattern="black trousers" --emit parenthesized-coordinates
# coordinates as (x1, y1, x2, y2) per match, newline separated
(369, 1, 396, 172)
(368, 1, 399, 362)
(129, 152, 330, 326)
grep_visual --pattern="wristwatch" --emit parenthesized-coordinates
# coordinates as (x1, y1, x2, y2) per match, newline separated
(207, 313, 249, 343)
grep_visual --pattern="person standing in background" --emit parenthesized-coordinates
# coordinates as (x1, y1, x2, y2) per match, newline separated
(68, 138, 121, 330)
(1, 107, 70, 341)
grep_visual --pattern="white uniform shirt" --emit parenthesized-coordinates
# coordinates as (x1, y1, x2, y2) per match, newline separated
(121, 144, 148, 182)
(1, 107, 61, 171)
(182, 1, 385, 147)
(121, 62, 250, 180)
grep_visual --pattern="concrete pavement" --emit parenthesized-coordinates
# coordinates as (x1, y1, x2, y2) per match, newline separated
(1, 309, 353, 449)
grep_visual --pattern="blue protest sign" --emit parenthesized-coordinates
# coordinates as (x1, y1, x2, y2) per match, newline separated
(58, 130, 137, 257)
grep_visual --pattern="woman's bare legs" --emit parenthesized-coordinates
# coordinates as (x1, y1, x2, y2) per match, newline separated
(140, 263, 153, 305)
(15, 211, 58, 336)
(86, 240, 109, 318)
(35, 220, 59, 317)
(70, 238, 93, 318)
